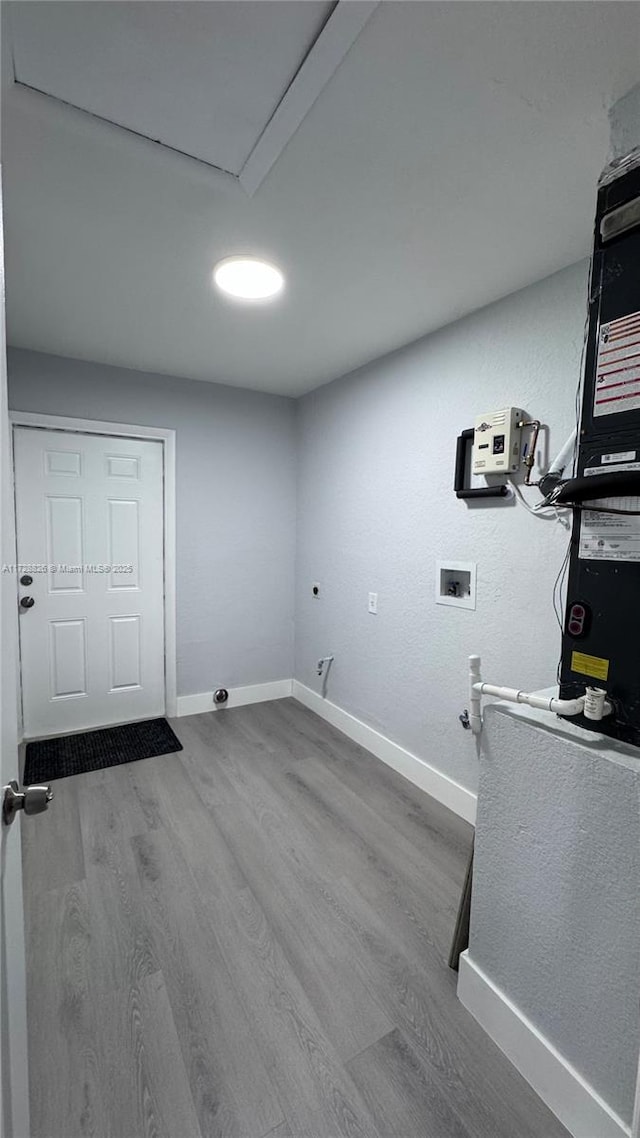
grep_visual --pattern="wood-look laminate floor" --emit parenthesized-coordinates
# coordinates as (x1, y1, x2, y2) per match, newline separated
(22, 698, 569, 1138)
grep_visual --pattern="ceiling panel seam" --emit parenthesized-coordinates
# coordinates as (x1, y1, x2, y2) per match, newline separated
(239, 0, 379, 196)
(6, 0, 379, 200)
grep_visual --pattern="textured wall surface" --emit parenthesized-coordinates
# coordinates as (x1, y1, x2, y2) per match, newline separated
(470, 702, 640, 1124)
(8, 348, 296, 697)
(610, 80, 640, 159)
(295, 261, 588, 792)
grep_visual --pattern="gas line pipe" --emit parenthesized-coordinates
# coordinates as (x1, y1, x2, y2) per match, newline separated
(467, 655, 612, 735)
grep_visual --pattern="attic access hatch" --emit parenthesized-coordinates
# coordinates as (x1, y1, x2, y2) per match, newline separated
(7, 0, 378, 194)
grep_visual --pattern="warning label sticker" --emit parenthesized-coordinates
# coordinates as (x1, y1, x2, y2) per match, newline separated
(594, 308, 640, 416)
(579, 507, 640, 561)
(579, 461, 640, 562)
(571, 651, 610, 682)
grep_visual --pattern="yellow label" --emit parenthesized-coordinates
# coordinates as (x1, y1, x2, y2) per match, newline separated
(571, 651, 610, 681)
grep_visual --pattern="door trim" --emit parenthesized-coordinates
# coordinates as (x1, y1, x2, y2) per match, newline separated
(9, 411, 177, 727)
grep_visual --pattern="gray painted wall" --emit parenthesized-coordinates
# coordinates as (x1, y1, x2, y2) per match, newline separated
(295, 261, 588, 792)
(470, 703, 640, 1125)
(7, 348, 296, 698)
(609, 80, 640, 160)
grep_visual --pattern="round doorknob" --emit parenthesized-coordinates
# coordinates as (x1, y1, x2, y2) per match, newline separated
(23, 785, 54, 816)
(3, 780, 54, 825)
(20, 596, 35, 609)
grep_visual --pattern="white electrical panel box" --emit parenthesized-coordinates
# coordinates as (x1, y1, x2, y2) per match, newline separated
(472, 407, 523, 475)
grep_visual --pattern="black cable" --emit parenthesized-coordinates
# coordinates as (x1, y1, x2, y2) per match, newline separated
(553, 470, 640, 503)
(573, 300, 590, 475)
(553, 539, 571, 684)
(552, 540, 571, 633)
(561, 503, 640, 516)
(552, 268, 590, 684)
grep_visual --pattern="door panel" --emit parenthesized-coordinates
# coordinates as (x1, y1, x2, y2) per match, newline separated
(49, 618, 87, 699)
(107, 498, 139, 588)
(44, 448, 82, 477)
(109, 615, 141, 690)
(45, 495, 84, 592)
(14, 428, 165, 738)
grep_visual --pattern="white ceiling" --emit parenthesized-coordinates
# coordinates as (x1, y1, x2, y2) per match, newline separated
(3, 2, 640, 397)
(9, 0, 332, 176)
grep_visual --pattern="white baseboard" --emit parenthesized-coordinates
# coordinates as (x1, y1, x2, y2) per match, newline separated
(176, 679, 293, 718)
(291, 681, 477, 825)
(458, 952, 631, 1138)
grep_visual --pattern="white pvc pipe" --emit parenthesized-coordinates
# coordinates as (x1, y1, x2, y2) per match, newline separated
(468, 655, 613, 733)
(473, 682, 587, 717)
(469, 655, 482, 735)
(548, 427, 577, 478)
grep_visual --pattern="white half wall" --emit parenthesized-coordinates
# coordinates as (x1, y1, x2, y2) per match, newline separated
(458, 952, 631, 1138)
(464, 702, 640, 1131)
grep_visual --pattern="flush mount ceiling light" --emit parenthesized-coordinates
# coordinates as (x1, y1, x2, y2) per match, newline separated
(213, 256, 284, 301)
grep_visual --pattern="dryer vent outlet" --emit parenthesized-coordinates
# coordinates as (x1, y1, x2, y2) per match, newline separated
(213, 688, 229, 705)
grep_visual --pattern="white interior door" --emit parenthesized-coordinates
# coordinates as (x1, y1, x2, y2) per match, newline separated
(0, 173, 30, 1138)
(14, 428, 165, 739)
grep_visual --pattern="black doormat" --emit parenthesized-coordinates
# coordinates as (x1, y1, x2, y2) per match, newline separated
(24, 717, 183, 783)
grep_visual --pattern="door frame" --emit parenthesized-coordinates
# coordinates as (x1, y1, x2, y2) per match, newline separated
(9, 411, 177, 732)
